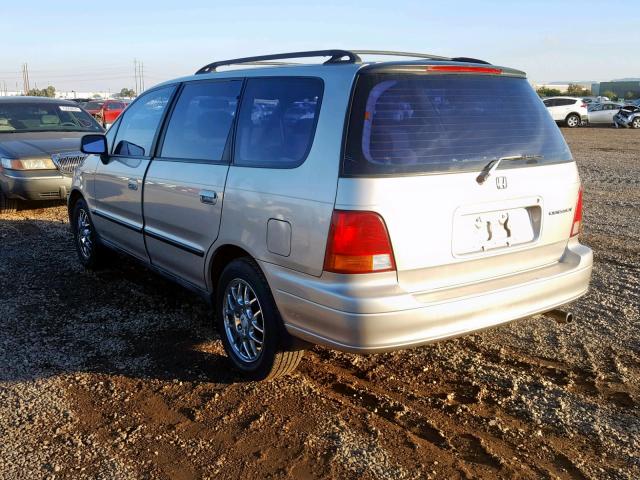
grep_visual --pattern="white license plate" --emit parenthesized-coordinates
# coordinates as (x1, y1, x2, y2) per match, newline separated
(453, 207, 535, 255)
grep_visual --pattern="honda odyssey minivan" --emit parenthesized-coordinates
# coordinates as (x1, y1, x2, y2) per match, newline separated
(69, 50, 593, 380)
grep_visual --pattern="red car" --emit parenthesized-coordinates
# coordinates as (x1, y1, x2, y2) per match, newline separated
(83, 99, 127, 128)
(97, 99, 127, 128)
(82, 100, 104, 117)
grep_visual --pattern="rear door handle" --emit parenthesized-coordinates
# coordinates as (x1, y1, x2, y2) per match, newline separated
(128, 178, 138, 190)
(199, 190, 218, 205)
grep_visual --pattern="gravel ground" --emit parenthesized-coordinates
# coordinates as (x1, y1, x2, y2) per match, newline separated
(0, 128, 638, 479)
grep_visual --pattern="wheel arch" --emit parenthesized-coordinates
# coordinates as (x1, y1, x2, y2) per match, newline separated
(565, 111, 581, 122)
(67, 188, 85, 222)
(208, 244, 259, 297)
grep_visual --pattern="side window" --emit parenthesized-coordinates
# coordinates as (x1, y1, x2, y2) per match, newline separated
(561, 99, 575, 106)
(234, 77, 323, 168)
(161, 80, 242, 162)
(113, 86, 174, 157)
(543, 99, 553, 107)
(105, 117, 121, 153)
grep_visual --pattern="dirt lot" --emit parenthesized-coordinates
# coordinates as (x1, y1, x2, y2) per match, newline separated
(0, 128, 638, 480)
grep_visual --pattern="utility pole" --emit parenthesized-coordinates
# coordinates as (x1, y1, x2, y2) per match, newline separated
(134, 59, 138, 95)
(22, 63, 31, 95)
(140, 61, 145, 92)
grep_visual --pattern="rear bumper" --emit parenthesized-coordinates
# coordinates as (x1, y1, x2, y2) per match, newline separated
(0, 169, 70, 201)
(262, 239, 593, 353)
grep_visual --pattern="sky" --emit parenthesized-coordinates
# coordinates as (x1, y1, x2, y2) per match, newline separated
(1, 0, 639, 93)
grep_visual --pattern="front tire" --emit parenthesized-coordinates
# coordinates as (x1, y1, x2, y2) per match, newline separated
(216, 258, 304, 380)
(632, 117, 640, 129)
(565, 113, 581, 128)
(71, 198, 105, 269)
(0, 189, 18, 214)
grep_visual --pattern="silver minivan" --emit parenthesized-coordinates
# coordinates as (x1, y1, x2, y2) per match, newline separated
(69, 50, 593, 380)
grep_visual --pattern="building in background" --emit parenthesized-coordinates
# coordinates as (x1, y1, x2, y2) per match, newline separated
(595, 80, 640, 100)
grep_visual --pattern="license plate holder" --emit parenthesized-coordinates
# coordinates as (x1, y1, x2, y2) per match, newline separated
(453, 207, 536, 255)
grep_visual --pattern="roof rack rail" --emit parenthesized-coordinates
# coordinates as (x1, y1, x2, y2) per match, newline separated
(350, 50, 452, 61)
(352, 50, 490, 64)
(195, 49, 361, 74)
(194, 49, 491, 75)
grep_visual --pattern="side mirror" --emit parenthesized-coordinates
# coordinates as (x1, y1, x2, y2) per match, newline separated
(81, 134, 107, 155)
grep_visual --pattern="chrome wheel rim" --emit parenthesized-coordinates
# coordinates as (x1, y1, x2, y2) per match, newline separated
(567, 116, 579, 127)
(633, 118, 640, 128)
(77, 209, 93, 259)
(223, 279, 264, 363)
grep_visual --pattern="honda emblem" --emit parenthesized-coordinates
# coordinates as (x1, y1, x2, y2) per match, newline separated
(496, 176, 507, 189)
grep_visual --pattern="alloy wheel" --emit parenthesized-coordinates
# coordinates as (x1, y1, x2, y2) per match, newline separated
(223, 279, 265, 363)
(567, 115, 579, 127)
(77, 209, 93, 259)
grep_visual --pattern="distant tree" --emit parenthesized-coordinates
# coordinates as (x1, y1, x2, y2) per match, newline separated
(536, 87, 562, 98)
(27, 85, 56, 98)
(601, 90, 618, 101)
(624, 91, 637, 100)
(92, 93, 102, 99)
(117, 87, 136, 98)
(566, 83, 591, 96)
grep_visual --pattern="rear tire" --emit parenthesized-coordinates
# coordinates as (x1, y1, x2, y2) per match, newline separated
(71, 198, 105, 270)
(0, 189, 18, 214)
(216, 258, 304, 381)
(565, 113, 581, 128)
(632, 117, 640, 129)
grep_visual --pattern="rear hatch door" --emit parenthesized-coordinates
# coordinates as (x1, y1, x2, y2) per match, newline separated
(339, 65, 580, 293)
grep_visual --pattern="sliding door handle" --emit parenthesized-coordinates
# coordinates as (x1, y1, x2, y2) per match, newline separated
(199, 190, 218, 205)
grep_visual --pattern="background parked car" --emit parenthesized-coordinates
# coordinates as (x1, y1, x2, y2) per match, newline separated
(94, 99, 127, 128)
(614, 105, 640, 128)
(587, 102, 623, 125)
(82, 100, 105, 117)
(0, 97, 104, 213)
(542, 96, 588, 127)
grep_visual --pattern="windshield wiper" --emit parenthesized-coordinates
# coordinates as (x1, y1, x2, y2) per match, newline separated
(476, 154, 543, 184)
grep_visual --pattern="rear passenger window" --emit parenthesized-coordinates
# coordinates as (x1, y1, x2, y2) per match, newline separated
(234, 77, 323, 168)
(113, 86, 174, 157)
(161, 80, 242, 162)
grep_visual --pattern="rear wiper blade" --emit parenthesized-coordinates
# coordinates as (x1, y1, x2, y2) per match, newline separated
(476, 154, 543, 184)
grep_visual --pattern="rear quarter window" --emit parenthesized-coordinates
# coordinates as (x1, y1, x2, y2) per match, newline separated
(234, 77, 323, 168)
(343, 73, 572, 176)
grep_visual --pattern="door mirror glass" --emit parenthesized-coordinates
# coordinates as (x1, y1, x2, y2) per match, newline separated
(81, 134, 108, 154)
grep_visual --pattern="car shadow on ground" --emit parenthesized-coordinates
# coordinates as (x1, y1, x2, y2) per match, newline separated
(0, 215, 253, 385)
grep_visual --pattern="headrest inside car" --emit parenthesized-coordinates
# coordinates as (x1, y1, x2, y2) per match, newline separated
(41, 115, 60, 125)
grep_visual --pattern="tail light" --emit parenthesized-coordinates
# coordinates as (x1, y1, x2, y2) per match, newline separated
(570, 186, 583, 237)
(323, 210, 396, 274)
(581, 102, 588, 109)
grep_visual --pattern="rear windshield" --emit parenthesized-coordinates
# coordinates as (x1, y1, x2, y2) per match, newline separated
(84, 101, 104, 110)
(343, 73, 572, 176)
(0, 102, 103, 133)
